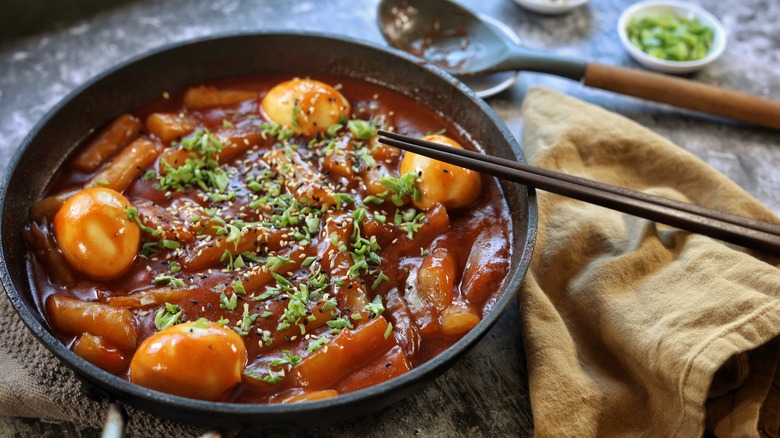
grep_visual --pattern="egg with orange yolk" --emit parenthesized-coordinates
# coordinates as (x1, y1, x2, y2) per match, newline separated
(53, 187, 140, 280)
(261, 78, 351, 136)
(130, 320, 247, 401)
(399, 134, 482, 210)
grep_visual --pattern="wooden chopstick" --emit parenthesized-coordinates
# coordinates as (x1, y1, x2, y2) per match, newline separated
(377, 130, 780, 253)
(380, 130, 780, 236)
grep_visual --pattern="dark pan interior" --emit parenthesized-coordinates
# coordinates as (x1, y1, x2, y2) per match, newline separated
(0, 32, 537, 429)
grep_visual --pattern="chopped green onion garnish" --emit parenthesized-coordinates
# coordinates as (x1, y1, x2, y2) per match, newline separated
(347, 119, 378, 140)
(154, 302, 182, 331)
(219, 291, 238, 311)
(384, 321, 393, 339)
(626, 13, 714, 61)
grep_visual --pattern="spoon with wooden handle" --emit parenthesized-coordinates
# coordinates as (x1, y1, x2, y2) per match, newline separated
(377, 0, 780, 130)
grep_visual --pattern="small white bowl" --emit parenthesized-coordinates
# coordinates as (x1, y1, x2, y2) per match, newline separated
(617, 1, 726, 74)
(513, 0, 590, 15)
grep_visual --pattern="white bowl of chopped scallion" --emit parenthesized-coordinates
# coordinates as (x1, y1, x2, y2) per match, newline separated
(618, 0, 726, 74)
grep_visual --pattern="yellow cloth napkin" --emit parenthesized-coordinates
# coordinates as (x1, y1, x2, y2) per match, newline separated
(519, 87, 780, 437)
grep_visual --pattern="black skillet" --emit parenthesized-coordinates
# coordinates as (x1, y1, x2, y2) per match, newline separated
(0, 32, 537, 432)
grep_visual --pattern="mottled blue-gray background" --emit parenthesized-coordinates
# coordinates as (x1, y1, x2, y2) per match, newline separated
(1, 0, 778, 436)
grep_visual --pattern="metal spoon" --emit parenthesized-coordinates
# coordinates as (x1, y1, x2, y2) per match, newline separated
(377, 0, 780, 130)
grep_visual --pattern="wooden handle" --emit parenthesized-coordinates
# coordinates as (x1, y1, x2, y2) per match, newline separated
(583, 63, 780, 130)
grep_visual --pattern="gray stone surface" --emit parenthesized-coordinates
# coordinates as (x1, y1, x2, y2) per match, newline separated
(0, 0, 778, 436)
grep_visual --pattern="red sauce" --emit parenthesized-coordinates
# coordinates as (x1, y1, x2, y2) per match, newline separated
(24, 74, 512, 404)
